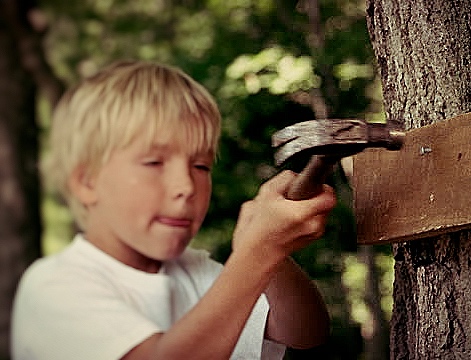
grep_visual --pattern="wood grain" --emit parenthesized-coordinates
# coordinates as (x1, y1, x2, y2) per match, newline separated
(353, 112, 471, 245)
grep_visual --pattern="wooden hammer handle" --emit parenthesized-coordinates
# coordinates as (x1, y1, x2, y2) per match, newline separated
(286, 155, 338, 200)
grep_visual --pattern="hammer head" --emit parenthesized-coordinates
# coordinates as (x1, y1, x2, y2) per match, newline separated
(272, 119, 405, 167)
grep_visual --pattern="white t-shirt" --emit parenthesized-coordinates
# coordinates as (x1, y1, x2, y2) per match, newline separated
(12, 234, 285, 360)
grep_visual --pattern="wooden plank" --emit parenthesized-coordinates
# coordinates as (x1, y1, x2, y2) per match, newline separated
(353, 112, 471, 245)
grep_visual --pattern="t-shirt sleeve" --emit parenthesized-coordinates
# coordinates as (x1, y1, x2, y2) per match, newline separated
(12, 261, 162, 360)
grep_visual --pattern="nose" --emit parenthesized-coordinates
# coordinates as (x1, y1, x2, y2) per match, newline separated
(168, 164, 196, 200)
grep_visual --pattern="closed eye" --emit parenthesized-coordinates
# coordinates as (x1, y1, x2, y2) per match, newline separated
(194, 164, 211, 172)
(143, 160, 163, 166)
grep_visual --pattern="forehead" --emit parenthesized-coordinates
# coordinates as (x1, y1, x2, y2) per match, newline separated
(130, 120, 217, 157)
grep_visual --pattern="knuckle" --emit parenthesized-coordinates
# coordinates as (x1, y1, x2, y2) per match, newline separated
(300, 216, 326, 238)
(290, 210, 307, 225)
(241, 199, 254, 211)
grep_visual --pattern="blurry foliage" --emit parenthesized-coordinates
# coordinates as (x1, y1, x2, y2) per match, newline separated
(37, 0, 392, 358)
(343, 253, 393, 326)
(225, 46, 319, 95)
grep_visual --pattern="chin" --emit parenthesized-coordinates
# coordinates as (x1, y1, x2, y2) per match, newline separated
(158, 240, 190, 260)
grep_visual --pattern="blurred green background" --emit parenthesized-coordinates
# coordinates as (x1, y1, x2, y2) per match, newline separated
(35, 0, 393, 359)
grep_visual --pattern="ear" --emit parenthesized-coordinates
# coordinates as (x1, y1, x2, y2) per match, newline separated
(68, 165, 98, 206)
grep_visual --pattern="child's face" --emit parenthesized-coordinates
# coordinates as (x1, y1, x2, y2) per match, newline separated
(82, 131, 214, 273)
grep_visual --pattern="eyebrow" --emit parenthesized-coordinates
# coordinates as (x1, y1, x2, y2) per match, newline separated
(143, 142, 215, 158)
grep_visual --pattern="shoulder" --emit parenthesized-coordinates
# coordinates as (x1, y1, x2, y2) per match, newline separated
(13, 234, 138, 324)
(13, 244, 105, 322)
(16, 251, 72, 300)
(12, 236, 161, 360)
(16, 237, 107, 296)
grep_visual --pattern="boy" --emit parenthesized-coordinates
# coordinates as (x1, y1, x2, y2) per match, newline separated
(11, 60, 336, 359)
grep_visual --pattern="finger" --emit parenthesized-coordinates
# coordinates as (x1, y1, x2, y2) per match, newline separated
(288, 184, 337, 216)
(238, 199, 255, 221)
(289, 214, 330, 250)
(314, 185, 337, 213)
(299, 210, 332, 240)
(258, 170, 296, 197)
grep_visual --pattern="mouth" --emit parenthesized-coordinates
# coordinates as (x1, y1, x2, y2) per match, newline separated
(157, 216, 192, 228)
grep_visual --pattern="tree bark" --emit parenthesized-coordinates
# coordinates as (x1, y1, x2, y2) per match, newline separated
(366, 0, 471, 359)
(0, 0, 47, 357)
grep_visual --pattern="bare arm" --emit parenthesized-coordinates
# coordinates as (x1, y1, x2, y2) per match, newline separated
(262, 185, 334, 349)
(245, 182, 334, 349)
(122, 171, 336, 360)
(264, 257, 330, 349)
(123, 247, 282, 360)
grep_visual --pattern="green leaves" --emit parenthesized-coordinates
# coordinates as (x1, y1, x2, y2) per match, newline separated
(225, 46, 319, 95)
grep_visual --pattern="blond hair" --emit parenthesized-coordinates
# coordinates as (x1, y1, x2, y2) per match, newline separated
(46, 60, 221, 229)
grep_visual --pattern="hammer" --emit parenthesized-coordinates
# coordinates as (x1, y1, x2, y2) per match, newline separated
(272, 119, 405, 200)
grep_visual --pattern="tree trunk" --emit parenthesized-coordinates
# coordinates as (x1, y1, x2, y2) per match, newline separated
(0, 1, 46, 357)
(366, 0, 471, 359)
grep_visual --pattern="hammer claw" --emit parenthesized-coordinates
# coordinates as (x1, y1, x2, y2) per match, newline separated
(272, 119, 405, 201)
(272, 119, 367, 148)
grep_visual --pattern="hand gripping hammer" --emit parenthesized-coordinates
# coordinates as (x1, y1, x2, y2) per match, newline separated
(272, 119, 405, 200)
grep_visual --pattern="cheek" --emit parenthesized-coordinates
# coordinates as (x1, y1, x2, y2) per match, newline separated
(106, 167, 150, 192)
(200, 177, 212, 201)
(196, 181, 212, 217)
(99, 173, 157, 210)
